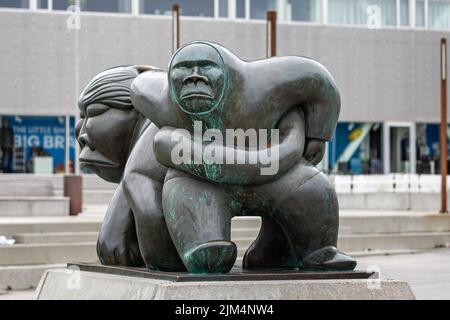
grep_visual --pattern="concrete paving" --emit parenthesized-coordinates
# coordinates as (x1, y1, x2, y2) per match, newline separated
(356, 248, 450, 300)
(0, 248, 448, 300)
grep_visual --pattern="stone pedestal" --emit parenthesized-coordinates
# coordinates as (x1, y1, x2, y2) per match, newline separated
(33, 264, 415, 300)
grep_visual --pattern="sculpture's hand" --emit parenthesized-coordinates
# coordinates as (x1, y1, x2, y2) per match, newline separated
(97, 183, 144, 267)
(304, 138, 325, 166)
(153, 110, 306, 186)
(153, 126, 191, 168)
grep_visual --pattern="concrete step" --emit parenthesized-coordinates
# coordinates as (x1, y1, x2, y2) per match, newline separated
(0, 218, 102, 238)
(338, 232, 450, 252)
(340, 214, 450, 234)
(83, 190, 115, 205)
(230, 214, 450, 235)
(0, 242, 98, 266)
(231, 226, 351, 239)
(0, 174, 116, 191)
(12, 232, 99, 244)
(0, 264, 65, 290)
(0, 197, 69, 217)
(233, 249, 422, 267)
(231, 217, 261, 229)
(231, 228, 259, 238)
(234, 232, 450, 257)
(0, 180, 54, 197)
(56, 189, 115, 205)
(338, 192, 450, 211)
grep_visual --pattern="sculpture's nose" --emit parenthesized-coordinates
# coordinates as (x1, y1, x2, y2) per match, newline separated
(183, 66, 209, 86)
(78, 133, 95, 151)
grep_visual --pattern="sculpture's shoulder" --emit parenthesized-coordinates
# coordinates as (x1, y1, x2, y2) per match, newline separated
(246, 56, 339, 141)
(131, 70, 183, 128)
(123, 123, 167, 183)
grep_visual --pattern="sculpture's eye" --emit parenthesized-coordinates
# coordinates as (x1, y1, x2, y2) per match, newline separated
(86, 104, 109, 117)
(199, 61, 217, 70)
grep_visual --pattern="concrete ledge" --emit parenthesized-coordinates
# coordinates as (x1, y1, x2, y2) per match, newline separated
(13, 231, 99, 244)
(0, 219, 102, 238)
(34, 269, 415, 300)
(0, 243, 98, 265)
(0, 197, 69, 216)
(0, 264, 65, 290)
(338, 192, 450, 211)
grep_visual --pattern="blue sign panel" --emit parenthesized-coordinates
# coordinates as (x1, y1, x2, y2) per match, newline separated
(3, 115, 75, 173)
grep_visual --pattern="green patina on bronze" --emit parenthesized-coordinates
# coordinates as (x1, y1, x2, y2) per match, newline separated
(168, 41, 229, 117)
(83, 41, 357, 274)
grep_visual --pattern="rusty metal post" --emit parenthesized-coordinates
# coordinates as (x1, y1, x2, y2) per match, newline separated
(64, 175, 83, 216)
(441, 38, 448, 214)
(172, 4, 180, 53)
(266, 11, 277, 58)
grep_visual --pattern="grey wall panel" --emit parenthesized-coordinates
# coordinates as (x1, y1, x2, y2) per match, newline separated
(1, 10, 450, 124)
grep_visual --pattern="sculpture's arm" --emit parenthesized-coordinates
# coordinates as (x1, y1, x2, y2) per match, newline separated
(131, 70, 187, 129)
(97, 182, 144, 266)
(154, 109, 305, 185)
(252, 57, 340, 165)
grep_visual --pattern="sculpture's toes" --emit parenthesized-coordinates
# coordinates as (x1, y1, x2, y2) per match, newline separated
(302, 246, 357, 271)
(184, 241, 237, 274)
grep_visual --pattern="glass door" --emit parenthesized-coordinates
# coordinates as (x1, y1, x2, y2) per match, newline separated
(383, 122, 416, 174)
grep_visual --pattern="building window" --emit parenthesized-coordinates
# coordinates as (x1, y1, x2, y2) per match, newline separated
(219, 0, 228, 17)
(400, 0, 409, 26)
(428, 0, 450, 29)
(53, 0, 132, 13)
(37, 0, 48, 9)
(416, 0, 425, 26)
(140, 0, 214, 17)
(288, 0, 321, 22)
(328, 0, 396, 26)
(0, 0, 29, 9)
(250, 0, 276, 19)
(236, 0, 246, 18)
(329, 123, 383, 175)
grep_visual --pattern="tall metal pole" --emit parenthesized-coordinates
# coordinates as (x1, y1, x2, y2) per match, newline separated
(440, 38, 448, 213)
(74, 0, 80, 175)
(172, 4, 180, 53)
(266, 11, 277, 58)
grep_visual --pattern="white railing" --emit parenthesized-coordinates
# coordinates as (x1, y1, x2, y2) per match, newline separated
(331, 174, 450, 193)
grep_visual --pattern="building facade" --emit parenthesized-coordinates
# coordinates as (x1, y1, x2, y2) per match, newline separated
(1, 0, 450, 175)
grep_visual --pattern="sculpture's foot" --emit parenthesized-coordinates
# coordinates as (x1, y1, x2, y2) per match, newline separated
(184, 241, 237, 274)
(302, 246, 357, 271)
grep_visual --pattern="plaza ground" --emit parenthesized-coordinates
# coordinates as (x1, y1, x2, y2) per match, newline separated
(0, 247, 449, 300)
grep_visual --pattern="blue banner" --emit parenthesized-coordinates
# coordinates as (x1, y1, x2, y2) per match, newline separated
(2, 115, 75, 173)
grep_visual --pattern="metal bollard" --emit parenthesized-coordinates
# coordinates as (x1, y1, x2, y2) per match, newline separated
(64, 175, 83, 216)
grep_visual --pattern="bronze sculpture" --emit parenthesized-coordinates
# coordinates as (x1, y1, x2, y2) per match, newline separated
(76, 42, 356, 274)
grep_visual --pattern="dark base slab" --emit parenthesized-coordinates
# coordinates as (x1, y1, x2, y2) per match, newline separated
(67, 263, 376, 282)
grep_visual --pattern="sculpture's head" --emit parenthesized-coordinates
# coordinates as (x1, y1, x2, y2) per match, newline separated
(75, 66, 150, 183)
(168, 41, 228, 115)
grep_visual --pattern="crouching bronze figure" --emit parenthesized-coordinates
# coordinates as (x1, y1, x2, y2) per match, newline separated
(76, 42, 356, 274)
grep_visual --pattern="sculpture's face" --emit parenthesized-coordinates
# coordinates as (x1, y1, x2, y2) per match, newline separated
(169, 42, 227, 115)
(75, 103, 139, 183)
